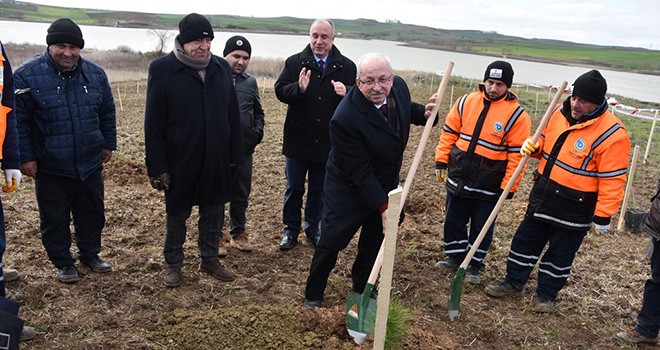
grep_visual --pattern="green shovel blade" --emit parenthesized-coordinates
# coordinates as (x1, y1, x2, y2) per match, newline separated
(346, 283, 378, 344)
(447, 267, 466, 321)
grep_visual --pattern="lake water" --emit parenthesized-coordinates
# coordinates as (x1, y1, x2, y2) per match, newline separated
(2, 19, 659, 103)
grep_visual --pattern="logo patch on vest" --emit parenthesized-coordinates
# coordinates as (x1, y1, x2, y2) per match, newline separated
(494, 122, 504, 133)
(574, 138, 587, 152)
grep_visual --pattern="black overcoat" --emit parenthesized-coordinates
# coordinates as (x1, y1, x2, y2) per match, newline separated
(274, 45, 356, 163)
(321, 76, 427, 250)
(144, 52, 243, 215)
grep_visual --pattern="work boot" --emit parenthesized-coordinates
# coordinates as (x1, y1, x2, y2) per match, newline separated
(3, 268, 19, 283)
(21, 326, 36, 342)
(81, 256, 112, 273)
(164, 266, 182, 288)
(614, 329, 658, 344)
(230, 233, 253, 252)
(57, 265, 79, 283)
(200, 259, 235, 282)
(435, 259, 459, 271)
(465, 266, 481, 285)
(303, 299, 322, 310)
(484, 281, 521, 298)
(533, 298, 555, 313)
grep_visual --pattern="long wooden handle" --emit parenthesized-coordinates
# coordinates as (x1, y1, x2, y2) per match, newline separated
(457, 81, 568, 270)
(366, 62, 455, 286)
(400, 61, 455, 208)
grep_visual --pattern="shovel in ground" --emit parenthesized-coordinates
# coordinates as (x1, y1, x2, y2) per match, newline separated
(447, 80, 567, 321)
(346, 61, 455, 344)
(345, 192, 398, 345)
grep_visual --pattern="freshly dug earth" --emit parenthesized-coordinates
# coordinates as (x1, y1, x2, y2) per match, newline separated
(4, 72, 660, 350)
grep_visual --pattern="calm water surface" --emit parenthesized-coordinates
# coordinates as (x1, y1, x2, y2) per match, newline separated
(1, 20, 658, 103)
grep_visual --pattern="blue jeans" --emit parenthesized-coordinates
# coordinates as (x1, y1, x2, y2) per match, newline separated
(35, 171, 105, 268)
(443, 192, 497, 269)
(164, 204, 222, 266)
(505, 217, 586, 301)
(228, 153, 253, 238)
(282, 157, 325, 238)
(636, 237, 660, 338)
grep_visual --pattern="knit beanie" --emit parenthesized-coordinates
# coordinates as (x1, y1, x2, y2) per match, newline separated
(572, 70, 607, 104)
(178, 13, 214, 44)
(223, 35, 251, 57)
(483, 60, 514, 88)
(46, 18, 84, 49)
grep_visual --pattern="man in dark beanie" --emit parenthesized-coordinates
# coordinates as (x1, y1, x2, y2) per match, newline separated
(46, 18, 84, 49)
(434, 60, 531, 285)
(145, 13, 243, 287)
(222, 35, 262, 253)
(571, 69, 607, 106)
(483, 60, 514, 88)
(486, 69, 631, 314)
(14, 18, 116, 284)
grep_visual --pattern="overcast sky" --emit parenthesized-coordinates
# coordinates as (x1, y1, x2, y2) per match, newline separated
(26, 0, 660, 50)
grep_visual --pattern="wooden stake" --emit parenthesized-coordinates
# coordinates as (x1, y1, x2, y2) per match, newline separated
(117, 87, 123, 111)
(372, 187, 402, 350)
(450, 84, 454, 106)
(643, 110, 658, 164)
(535, 91, 539, 118)
(617, 145, 640, 231)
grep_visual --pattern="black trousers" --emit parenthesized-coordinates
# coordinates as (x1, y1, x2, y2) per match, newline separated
(35, 171, 105, 268)
(304, 209, 383, 302)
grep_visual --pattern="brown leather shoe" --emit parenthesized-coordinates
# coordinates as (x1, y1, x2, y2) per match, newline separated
(200, 259, 235, 282)
(218, 240, 229, 258)
(3, 268, 19, 283)
(230, 233, 253, 252)
(164, 266, 182, 287)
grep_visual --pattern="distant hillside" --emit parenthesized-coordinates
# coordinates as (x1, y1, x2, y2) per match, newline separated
(2, 1, 659, 74)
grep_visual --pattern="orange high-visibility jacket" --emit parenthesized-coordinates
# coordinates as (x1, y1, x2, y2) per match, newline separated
(527, 98, 631, 230)
(435, 87, 531, 200)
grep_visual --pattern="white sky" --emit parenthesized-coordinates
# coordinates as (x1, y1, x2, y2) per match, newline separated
(25, 0, 660, 50)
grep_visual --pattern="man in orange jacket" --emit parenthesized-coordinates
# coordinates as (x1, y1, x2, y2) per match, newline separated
(434, 61, 531, 284)
(485, 70, 631, 313)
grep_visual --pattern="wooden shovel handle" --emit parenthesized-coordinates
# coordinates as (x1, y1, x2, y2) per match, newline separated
(457, 80, 568, 270)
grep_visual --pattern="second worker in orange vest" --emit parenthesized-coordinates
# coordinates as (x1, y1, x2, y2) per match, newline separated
(485, 70, 631, 313)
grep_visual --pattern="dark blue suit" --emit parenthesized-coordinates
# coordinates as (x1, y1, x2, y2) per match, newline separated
(305, 76, 428, 302)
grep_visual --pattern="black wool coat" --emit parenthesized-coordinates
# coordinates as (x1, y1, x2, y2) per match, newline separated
(321, 76, 427, 250)
(144, 52, 243, 215)
(274, 45, 356, 163)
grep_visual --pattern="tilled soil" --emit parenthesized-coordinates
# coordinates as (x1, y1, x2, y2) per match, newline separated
(4, 78, 659, 350)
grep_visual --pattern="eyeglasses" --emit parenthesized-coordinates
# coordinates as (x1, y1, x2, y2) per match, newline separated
(358, 75, 392, 87)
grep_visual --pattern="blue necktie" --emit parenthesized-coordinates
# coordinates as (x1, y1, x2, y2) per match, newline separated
(318, 60, 325, 71)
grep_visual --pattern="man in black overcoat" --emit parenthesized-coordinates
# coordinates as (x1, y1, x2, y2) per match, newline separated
(144, 13, 243, 287)
(304, 53, 436, 308)
(274, 19, 356, 251)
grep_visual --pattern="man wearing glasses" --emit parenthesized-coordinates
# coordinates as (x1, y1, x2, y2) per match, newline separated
(303, 53, 436, 309)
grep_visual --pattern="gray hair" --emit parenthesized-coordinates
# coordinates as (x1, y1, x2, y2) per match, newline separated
(356, 53, 393, 78)
(310, 19, 336, 36)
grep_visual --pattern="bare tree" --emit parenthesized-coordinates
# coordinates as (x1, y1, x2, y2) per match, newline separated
(149, 29, 173, 56)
